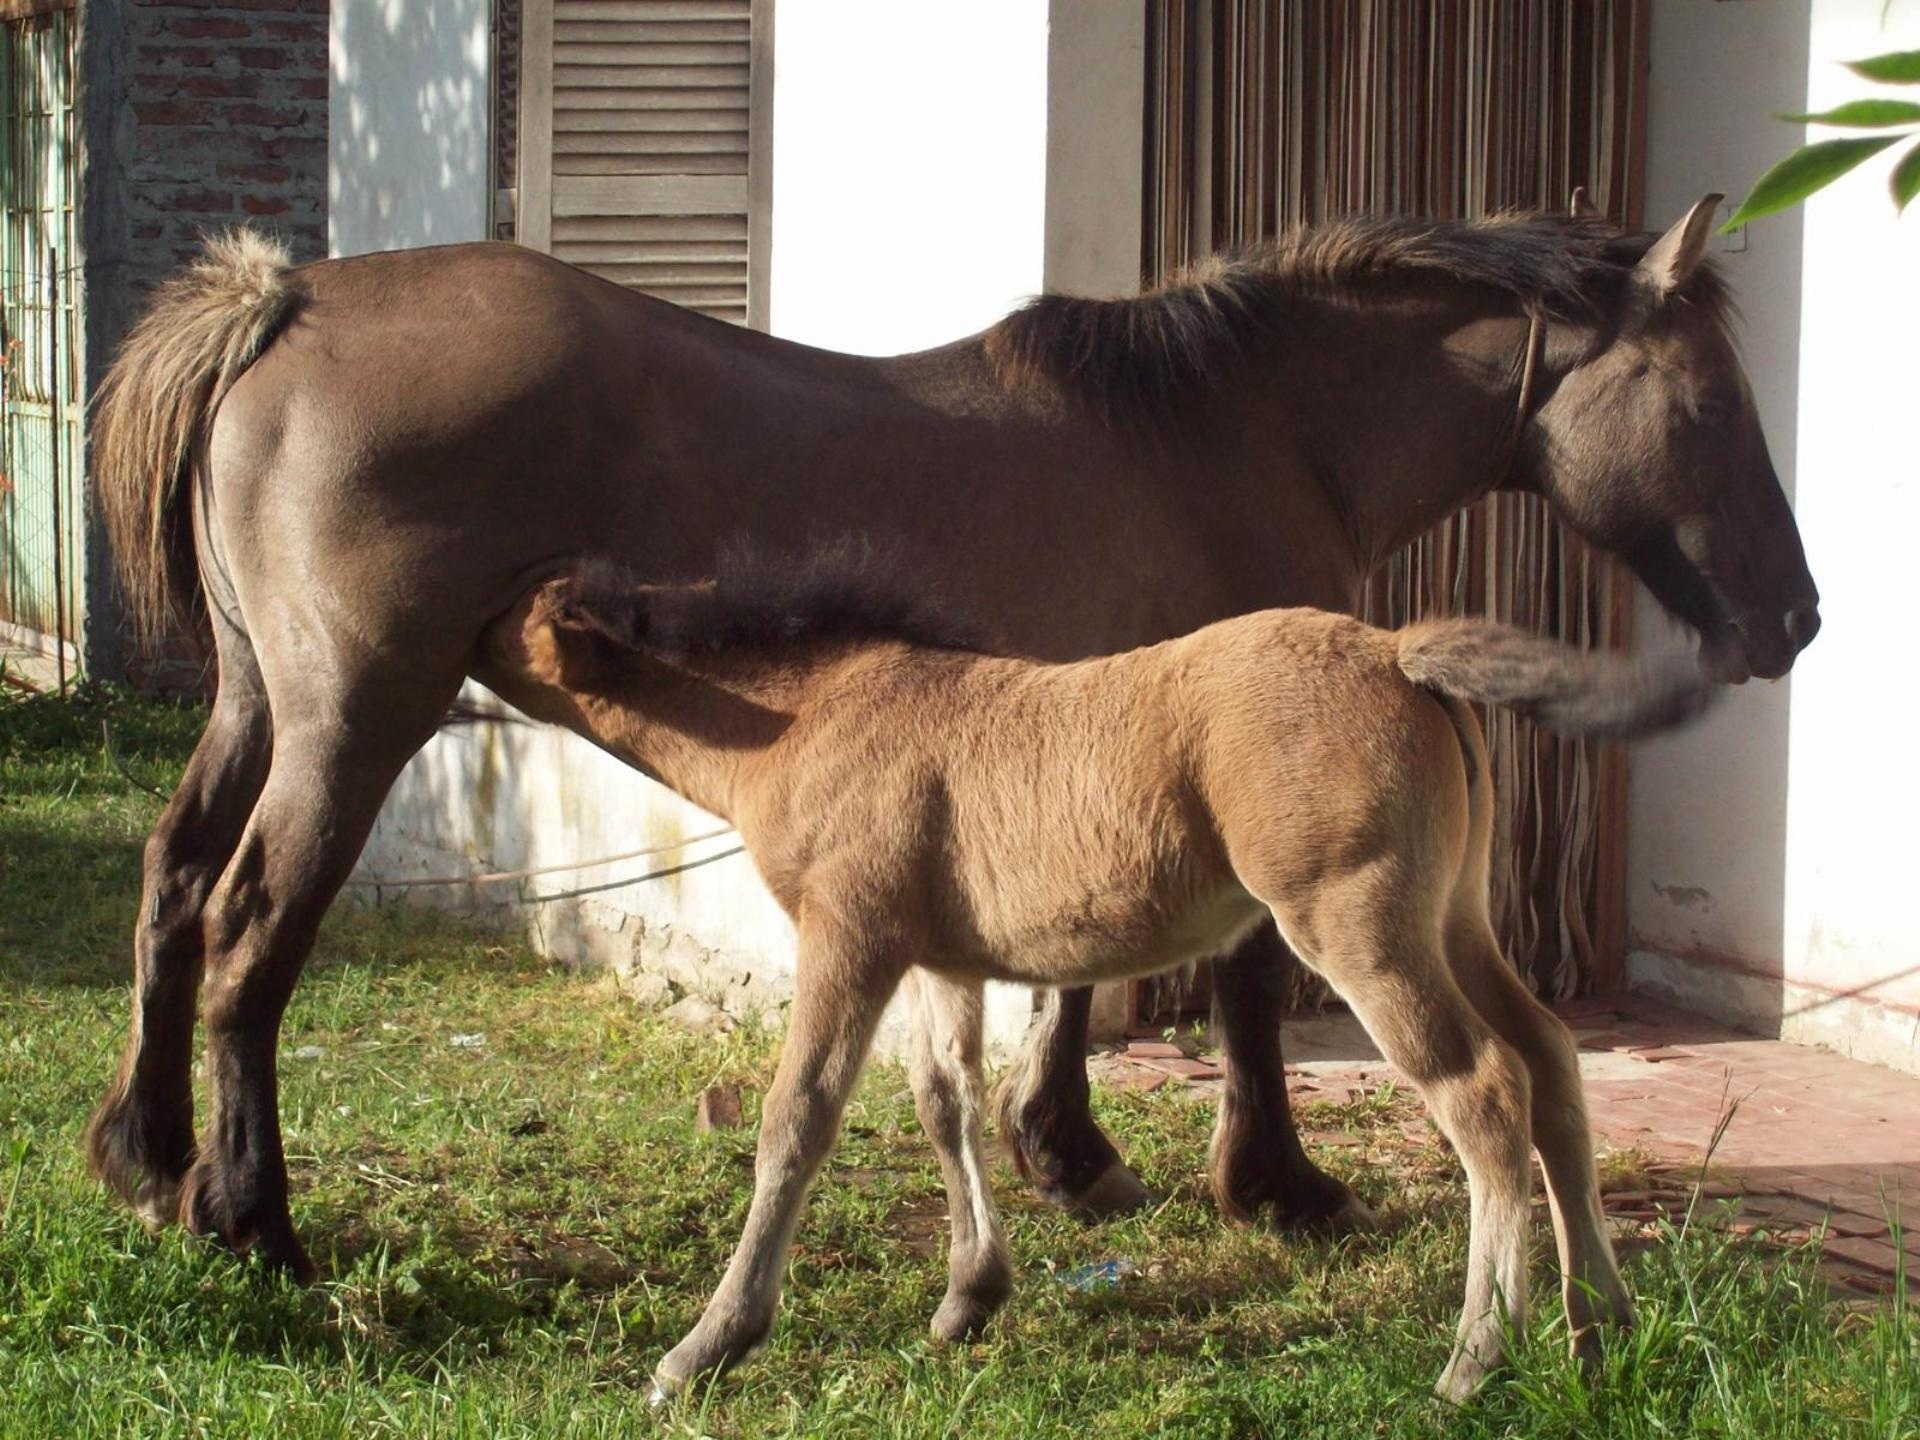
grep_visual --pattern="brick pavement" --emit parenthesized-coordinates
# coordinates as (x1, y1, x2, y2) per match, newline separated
(1091, 993, 1916, 1295)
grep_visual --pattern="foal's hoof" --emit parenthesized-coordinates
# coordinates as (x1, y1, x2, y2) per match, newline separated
(1434, 1321, 1509, 1405)
(930, 1268, 1014, 1343)
(653, 1314, 772, 1398)
(177, 1163, 317, 1284)
(1053, 1159, 1156, 1221)
(1434, 1350, 1502, 1407)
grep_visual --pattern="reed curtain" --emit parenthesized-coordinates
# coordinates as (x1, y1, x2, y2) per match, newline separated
(1142, 0, 1651, 999)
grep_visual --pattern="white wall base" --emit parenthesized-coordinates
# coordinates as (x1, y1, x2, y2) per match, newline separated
(1628, 949, 1920, 1078)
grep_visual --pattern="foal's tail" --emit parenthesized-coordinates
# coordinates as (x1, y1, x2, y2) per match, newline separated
(1396, 620, 1714, 740)
(92, 230, 303, 654)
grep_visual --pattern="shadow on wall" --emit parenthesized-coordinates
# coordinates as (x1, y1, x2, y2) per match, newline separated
(328, 0, 491, 257)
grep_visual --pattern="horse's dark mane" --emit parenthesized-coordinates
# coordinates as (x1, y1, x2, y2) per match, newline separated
(568, 538, 980, 663)
(986, 210, 1733, 421)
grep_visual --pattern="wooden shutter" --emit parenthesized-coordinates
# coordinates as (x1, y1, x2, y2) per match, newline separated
(511, 0, 772, 328)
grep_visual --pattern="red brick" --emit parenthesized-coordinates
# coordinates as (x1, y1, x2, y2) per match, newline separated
(138, 44, 216, 68)
(236, 45, 294, 70)
(218, 161, 293, 184)
(180, 73, 265, 99)
(260, 19, 324, 42)
(1820, 1235, 1907, 1277)
(1126, 1041, 1184, 1060)
(133, 100, 212, 126)
(290, 76, 328, 100)
(223, 103, 305, 128)
(168, 17, 251, 39)
(241, 195, 291, 216)
(162, 188, 234, 213)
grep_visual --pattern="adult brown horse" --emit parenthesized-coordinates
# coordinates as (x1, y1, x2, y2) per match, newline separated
(86, 197, 1818, 1279)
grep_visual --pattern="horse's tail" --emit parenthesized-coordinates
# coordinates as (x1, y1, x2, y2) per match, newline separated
(92, 229, 303, 654)
(1395, 619, 1714, 740)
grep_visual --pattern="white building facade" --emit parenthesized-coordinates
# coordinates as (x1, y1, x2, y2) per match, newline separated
(332, 0, 1920, 1070)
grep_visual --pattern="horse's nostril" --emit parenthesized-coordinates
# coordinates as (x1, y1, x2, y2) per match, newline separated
(1785, 605, 1822, 651)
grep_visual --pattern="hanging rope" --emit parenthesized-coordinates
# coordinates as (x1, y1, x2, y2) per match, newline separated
(345, 825, 745, 905)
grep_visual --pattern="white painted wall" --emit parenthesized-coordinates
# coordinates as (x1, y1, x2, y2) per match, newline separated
(1777, 0, 1920, 1070)
(1632, 0, 1920, 1074)
(769, 0, 1049, 352)
(328, 0, 492, 258)
(1629, 0, 1810, 999)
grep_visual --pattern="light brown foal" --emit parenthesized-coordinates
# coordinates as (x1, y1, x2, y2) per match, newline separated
(476, 550, 1712, 1404)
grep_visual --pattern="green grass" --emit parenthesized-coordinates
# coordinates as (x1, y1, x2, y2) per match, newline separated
(1, 686, 1914, 1439)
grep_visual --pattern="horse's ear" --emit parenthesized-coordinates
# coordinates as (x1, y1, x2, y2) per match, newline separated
(1569, 186, 1599, 220)
(1635, 194, 1723, 299)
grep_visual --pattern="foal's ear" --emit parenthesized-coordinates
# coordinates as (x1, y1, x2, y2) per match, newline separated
(1569, 185, 1600, 221)
(1635, 194, 1722, 299)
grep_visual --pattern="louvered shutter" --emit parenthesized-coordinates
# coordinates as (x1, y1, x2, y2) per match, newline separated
(514, 0, 772, 328)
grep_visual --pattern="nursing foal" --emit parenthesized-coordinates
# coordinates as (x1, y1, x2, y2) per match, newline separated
(478, 549, 1711, 1403)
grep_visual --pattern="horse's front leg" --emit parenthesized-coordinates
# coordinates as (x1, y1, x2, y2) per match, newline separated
(654, 918, 903, 1397)
(1210, 923, 1375, 1231)
(996, 986, 1153, 1217)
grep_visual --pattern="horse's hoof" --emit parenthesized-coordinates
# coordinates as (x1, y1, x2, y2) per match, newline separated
(1052, 1159, 1156, 1220)
(131, 1176, 183, 1234)
(177, 1162, 316, 1284)
(1290, 1183, 1377, 1236)
(1218, 1155, 1375, 1235)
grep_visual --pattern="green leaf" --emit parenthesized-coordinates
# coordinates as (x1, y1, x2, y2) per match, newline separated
(1846, 49, 1920, 84)
(1721, 135, 1903, 231)
(1780, 99, 1920, 128)
(1892, 139, 1920, 213)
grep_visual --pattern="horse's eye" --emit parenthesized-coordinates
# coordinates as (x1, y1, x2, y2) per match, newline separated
(1694, 399, 1735, 429)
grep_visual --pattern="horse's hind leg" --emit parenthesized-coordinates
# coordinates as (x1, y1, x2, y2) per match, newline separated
(906, 970, 1012, 1341)
(176, 666, 462, 1279)
(1446, 916, 1632, 1359)
(1210, 924, 1374, 1231)
(996, 986, 1152, 1217)
(1272, 888, 1533, 1405)
(85, 629, 271, 1228)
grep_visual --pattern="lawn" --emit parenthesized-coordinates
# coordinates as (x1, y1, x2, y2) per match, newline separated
(1, 686, 1914, 1439)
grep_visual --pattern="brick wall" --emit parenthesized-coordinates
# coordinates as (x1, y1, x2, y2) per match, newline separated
(122, 0, 328, 287)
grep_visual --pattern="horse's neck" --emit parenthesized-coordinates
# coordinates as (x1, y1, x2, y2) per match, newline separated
(1231, 292, 1534, 573)
(874, 294, 1533, 585)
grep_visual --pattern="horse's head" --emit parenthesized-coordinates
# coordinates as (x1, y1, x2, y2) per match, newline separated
(1526, 196, 1819, 681)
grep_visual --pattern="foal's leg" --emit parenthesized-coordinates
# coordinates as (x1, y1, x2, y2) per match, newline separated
(1210, 924, 1374, 1231)
(85, 630, 271, 1227)
(177, 679, 457, 1279)
(1279, 899, 1533, 1405)
(997, 986, 1151, 1217)
(655, 919, 903, 1395)
(906, 970, 1013, 1341)
(1447, 919, 1632, 1359)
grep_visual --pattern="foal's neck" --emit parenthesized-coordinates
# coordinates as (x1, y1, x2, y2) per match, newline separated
(579, 642, 883, 821)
